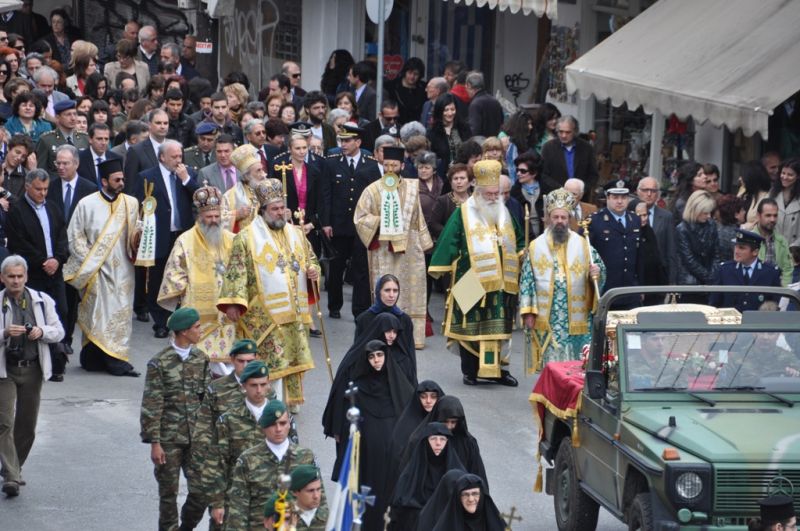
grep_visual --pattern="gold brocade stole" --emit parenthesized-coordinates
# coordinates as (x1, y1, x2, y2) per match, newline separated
(224, 182, 259, 230)
(249, 220, 310, 325)
(63, 193, 134, 291)
(378, 178, 418, 252)
(530, 232, 592, 335)
(187, 227, 233, 322)
(461, 198, 519, 294)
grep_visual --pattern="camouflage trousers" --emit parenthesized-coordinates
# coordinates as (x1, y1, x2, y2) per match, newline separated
(154, 443, 208, 531)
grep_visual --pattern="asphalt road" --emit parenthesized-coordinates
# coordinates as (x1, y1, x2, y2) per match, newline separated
(2, 287, 626, 531)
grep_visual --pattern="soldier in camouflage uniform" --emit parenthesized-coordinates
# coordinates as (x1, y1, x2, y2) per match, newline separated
(200, 360, 271, 529)
(140, 307, 211, 531)
(183, 122, 218, 173)
(287, 465, 328, 530)
(35, 100, 89, 177)
(224, 400, 320, 531)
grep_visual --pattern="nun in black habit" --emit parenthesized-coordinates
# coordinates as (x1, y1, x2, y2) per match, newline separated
(369, 312, 417, 385)
(417, 468, 464, 531)
(321, 339, 414, 530)
(431, 473, 506, 531)
(389, 422, 465, 531)
(354, 274, 416, 359)
(399, 395, 488, 488)
(388, 380, 445, 486)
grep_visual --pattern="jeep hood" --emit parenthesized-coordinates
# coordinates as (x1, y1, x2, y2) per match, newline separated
(624, 406, 800, 462)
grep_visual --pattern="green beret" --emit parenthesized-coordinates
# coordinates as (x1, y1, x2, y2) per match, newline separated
(240, 360, 269, 382)
(263, 492, 293, 519)
(229, 338, 258, 357)
(290, 465, 321, 492)
(258, 400, 288, 428)
(166, 307, 200, 332)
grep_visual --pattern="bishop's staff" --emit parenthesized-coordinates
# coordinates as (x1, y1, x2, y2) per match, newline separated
(274, 161, 293, 206)
(578, 216, 600, 306)
(295, 208, 334, 383)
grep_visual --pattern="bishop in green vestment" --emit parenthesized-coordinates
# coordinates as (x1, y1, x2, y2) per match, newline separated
(428, 160, 525, 386)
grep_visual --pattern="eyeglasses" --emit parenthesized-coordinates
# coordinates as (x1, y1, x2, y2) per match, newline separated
(460, 492, 481, 500)
(382, 115, 398, 122)
(0, 37, 8, 42)
(291, 73, 301, 78)
(13, 45, 24, 51)
(252, 130, 266, 136)
(0, 70, 7, 75)
(516, 167, 530, 174)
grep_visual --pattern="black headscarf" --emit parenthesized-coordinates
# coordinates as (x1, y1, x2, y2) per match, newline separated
(431, 474, 506, 531)
(417, 469, 464, 530)
(428, 396, 489, 488)
(391, 422, 464, 510)
(354, 275, 417, 365)
(369, 312, 416, 385)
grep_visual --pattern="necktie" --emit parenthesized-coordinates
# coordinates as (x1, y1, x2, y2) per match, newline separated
(349, 158, 355, 172)
(617, 216, 626, 229)
(225, 168, 234, 189)
(170, 172, 180, 228)
(66, 136, 74, 146)
(259, 149, 268, 171)
(742, 266, 751, 284)
(204, 152, 211, 166)
(96, 156, 103, 184)
(63, 182, 72, 221)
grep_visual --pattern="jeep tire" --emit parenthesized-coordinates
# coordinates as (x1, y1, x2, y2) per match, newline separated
(627, 493, 654, 531)
(553, 437, 600, 531)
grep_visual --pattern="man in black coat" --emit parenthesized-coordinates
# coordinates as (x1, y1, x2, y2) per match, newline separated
(134, 140, 199, 338)
(46, 145, 96, 356)
(465, 71, 504, 137)
(318, 124, 381, 318)
(540, 116, 599, 198)
(164, 89, 196, 148)
(124, 109, 170, 322)
(78, 123, 122, 189)
(635, 176, 678, 284)
(5, 169, 70, 380)
(361, 100, 400, 153)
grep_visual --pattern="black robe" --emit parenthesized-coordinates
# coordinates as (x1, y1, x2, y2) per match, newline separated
(389, 423, 464, 531)
(355, 312, 416, 385)
(388, 380, 445, 489)
(431, 474, 506, 531)
(354, 302, 416, 381)
(399, 395, 488, 488)
(417, 469, 464, 530)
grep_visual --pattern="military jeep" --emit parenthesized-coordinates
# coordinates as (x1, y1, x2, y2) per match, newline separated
(536, 287, 800, 531)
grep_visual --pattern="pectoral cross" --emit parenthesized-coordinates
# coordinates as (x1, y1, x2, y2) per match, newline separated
(293, 208, 305, 226)
(501, 506, 523, 530)
(273, 161, 293, 203)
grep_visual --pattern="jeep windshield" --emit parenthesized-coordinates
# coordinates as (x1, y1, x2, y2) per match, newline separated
(622, 330, 800, 394)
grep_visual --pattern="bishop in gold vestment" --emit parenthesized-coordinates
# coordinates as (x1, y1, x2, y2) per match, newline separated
(63, 158, 141, 376)
(217, 176, 320, 405)
(353, 147, 433, 348)
(221, 144, 266, 233)
(158, 183, 236, 372)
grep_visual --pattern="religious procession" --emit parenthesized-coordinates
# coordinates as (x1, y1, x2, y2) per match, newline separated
(2, 1, 800, 531)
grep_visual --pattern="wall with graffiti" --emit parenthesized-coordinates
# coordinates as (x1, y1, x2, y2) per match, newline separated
(218, 0, 301, 95)
(80, 0, 193, 49)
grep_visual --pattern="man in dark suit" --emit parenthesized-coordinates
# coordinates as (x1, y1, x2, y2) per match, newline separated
(78, 123, 122, 189)
(636, 176, 678, 284)
(124, 109, 170, 322)
(244, 119, 271, 172)
(282, 61, 306, 110)
(565, 178, 598, 231)
(588, 180, 641, 310)
(465, 71, 504, 137)
(197, 134, 238, 192)
(304, 92, 337, 153)
(541, 116, 599, 198)
(348, 61, 376, 121)
(319, 124, 381, 318)
(111, 120, 148, 164)
(361, 99, 400, 153)
(137, 25, 160, 76)
(709, 230, 782, 312)
(5, 169, 70, 380)
(46, 145, 95, 358)
(134, 140, 199, 338)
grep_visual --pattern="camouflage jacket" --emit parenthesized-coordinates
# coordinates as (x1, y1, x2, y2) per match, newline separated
(139, 346, 211, 445)
(294, 505, 329, 530)
(224, 442, 319, 531)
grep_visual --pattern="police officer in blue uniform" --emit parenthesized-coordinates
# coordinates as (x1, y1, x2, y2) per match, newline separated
(709, 229, 782, 311)
(588, 179, 641, 309)
(319, 124, 381, 318)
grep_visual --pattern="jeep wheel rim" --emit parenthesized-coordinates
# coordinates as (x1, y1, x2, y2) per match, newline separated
(557, 466, 570, 519)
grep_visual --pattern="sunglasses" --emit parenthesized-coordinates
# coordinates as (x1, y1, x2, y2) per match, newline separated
(0, 70, 7, 75)
(291, 73, 301, 78)
(13, 46, 24, 51)
(516, 167, 530, 174)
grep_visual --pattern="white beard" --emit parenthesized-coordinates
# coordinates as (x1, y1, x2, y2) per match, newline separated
(475, 195, 501, 227)
(265, 216, 286, 230)
(200, 222, 222, 248)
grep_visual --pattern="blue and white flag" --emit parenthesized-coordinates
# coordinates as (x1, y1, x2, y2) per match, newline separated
(326, 434, 354, 531)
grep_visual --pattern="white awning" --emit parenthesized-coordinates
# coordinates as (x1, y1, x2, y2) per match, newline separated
(442, 0, 557, 19)
(0, 1, 22, 14)
(566, 0, 800, 139)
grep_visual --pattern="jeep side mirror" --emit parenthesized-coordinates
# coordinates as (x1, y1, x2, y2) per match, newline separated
(586, 370, 606, 400)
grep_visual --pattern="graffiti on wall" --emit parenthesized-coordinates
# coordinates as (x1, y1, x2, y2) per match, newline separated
(82, 0, 192, 50)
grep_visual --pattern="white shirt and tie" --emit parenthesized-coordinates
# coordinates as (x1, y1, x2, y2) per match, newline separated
(158, 163, 189, 231)
(347, 153, 361, 172)
(90, 147, 106, 185)
(61, 174, 79, 220)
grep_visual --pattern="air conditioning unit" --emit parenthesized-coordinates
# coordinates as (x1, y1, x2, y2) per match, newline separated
(204, 0, 235, 19)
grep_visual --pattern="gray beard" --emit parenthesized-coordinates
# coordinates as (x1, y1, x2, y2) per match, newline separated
(551, 223, 569, 244)
(475, 196, 501, 226)
(199, 222, 222, 247)
(266, 217, 286, 230)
